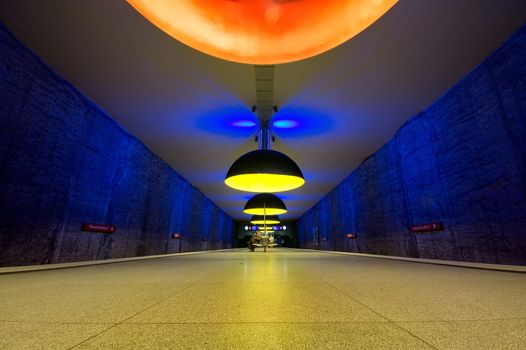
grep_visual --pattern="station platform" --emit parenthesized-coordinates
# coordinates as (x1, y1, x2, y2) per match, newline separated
(1, 249, 525, 349)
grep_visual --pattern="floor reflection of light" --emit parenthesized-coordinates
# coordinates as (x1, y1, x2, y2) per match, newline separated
(243, 257, 248, 280)
(283, 253, 288, 280)
(128, 0, 398, 64)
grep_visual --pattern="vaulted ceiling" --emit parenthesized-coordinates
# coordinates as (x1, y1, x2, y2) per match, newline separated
(1, 0, 525, 220)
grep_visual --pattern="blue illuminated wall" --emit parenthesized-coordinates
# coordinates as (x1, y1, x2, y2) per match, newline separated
(296, 24, 526, 265)
(0, 23, 234, 267)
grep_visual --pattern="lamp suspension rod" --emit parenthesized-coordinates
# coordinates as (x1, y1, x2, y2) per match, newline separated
(264, 202, 267, 234)
(258, 119, 272, 150)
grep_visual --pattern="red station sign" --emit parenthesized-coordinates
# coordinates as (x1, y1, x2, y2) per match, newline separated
(172, 233, 182, 239)
(81, 223, 117, 233)
(346, 233, 357, 239)
(410, 222, 444, 233)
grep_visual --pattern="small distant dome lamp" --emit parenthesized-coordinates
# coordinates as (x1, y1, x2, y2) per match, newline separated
(225, 149, 304, 193)
(251, 215, 280, 225)
(243, 193, 287, 215)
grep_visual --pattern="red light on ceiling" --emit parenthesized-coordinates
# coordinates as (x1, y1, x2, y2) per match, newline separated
(128, 0, 398, 64)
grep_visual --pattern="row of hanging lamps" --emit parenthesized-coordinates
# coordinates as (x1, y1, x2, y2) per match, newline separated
(234, 118, 293, 232)
(226, 66, 302, 226)
(245, 193, 283, 236)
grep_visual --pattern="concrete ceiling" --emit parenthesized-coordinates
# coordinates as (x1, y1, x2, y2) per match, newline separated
(1, 0, 525, 221)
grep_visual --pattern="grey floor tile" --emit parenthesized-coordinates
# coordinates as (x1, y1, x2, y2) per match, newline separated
(0, 267, 195, 322)
(75, 322, 435, 350)
(396, 319, 526, 350)
(198, 252, 322, 283)
(0, 321, 111, 350)
(321, 263, 526, 321)
(126, 282, 384, 323)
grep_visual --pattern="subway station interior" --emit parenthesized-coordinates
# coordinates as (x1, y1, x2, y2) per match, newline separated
(1, 1, 526, 349)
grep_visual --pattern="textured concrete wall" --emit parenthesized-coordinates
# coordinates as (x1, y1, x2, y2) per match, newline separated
(296, 24, 526, 265)
(0, 24, 235, 267)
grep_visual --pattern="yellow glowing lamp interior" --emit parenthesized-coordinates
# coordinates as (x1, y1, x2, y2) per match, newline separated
(127, 0, 398, 64)
(225, 174, 305, 193)
(251, 219, 280, 225)
(244, 207, 287, 216)
(261, 230, 275, 234)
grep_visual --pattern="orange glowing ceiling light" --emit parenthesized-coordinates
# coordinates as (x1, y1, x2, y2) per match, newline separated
(127, 0, 398, 64)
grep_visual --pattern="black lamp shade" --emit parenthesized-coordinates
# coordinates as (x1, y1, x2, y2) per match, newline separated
(225, 149, 304, 192)
(243, 193, 287, 215)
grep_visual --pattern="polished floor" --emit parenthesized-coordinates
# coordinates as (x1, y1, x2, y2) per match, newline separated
(1, 249, 525, 349)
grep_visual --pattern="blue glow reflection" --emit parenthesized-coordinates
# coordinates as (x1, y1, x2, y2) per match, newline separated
(271, 106, 333, 137)
(273, 119, 299, 129)
(232, 120, 257, 128)
(196, 106, 258, 137)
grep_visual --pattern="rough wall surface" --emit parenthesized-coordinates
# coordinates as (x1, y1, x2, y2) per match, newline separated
(0, 23, 235, 267)
(296, 24, 526, 265)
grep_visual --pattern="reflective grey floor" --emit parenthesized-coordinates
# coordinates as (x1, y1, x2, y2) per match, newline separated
(1, 249, 525, 349)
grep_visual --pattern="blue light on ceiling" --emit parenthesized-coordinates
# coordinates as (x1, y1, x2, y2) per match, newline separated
(196, 106, 258, 137)
(273, 119, 299, 129)
(232, 120, 257, 128)
(271, 106, 333, 138)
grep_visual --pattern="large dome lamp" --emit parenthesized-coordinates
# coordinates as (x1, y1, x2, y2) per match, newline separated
(225, 119, 304, 193)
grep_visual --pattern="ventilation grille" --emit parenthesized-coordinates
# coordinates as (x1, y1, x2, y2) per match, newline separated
(255, 65, 274, 123)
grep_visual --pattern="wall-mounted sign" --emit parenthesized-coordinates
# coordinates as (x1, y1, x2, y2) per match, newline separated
(410, 222, 444, 233)
(81, 223, 117, 233)
(346, 233, 357, 239)
(172, 233, 182, 239)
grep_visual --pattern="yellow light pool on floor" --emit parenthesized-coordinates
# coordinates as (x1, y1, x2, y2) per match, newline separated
(127, 0, 398, 64)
